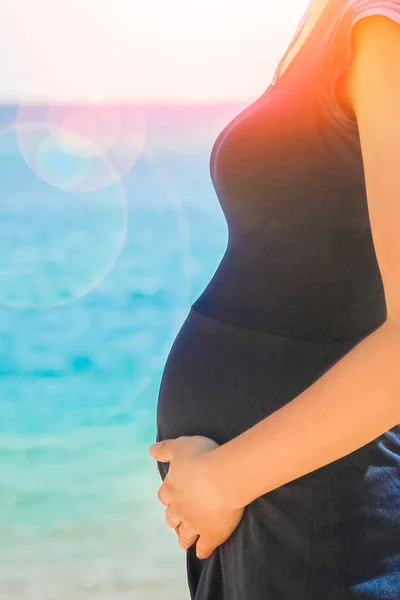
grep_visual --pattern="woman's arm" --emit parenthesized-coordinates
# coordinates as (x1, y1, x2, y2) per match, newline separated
(206, 13, 400, 511)
(207, 319, 400, 510)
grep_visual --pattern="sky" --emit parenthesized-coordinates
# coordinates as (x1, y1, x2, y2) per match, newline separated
(0, 0, 307, 104)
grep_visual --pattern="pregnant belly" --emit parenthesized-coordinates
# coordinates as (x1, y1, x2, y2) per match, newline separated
(155, 307, 400, 596)
(156, 307, 341, 457)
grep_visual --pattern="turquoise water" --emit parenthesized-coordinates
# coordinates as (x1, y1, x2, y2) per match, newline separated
(0, 102, 244, 599)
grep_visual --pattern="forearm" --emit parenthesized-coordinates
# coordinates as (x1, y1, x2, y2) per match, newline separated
(206, 318, 400, 510)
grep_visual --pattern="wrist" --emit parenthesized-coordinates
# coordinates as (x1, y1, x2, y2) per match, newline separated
(202, 442, 249, 511)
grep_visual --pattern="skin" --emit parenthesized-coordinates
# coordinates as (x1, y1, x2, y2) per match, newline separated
(278, 0, 330, 81)
(149, 436, 244, 558)
(149, 13, 400, 559)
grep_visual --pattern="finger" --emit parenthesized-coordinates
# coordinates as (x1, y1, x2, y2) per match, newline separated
(177, 522, 200, 550)
(157, 483, 172, 507)
(196, 535, 218, 560)
(166, 512, 181, 529)
(165, 504, 182, 529)
(148, 439, 175, 462)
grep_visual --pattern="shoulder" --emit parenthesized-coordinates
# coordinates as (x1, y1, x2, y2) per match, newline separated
(345, 7, 400, 324)
(347, 10, 400, 125)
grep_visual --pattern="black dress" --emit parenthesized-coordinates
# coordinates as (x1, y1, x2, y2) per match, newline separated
(155, 0, 400, 597)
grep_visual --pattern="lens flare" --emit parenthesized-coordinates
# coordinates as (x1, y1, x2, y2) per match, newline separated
(15, 103, 147, 192)
(0, 123, 127, 309)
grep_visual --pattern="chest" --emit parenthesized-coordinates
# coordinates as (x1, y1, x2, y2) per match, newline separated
(277, 0, 356, 122)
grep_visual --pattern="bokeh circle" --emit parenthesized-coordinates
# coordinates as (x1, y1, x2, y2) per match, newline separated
(0, 122, 128, 309)
(15, 103, 146, 192)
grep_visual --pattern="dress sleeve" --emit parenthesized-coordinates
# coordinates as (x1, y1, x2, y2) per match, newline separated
(319, 0, 400, 128)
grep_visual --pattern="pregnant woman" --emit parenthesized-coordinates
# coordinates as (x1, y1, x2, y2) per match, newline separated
(150, 0, 400, 598)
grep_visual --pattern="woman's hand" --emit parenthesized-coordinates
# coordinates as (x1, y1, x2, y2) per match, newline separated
(148, 435, 245, 560)
(165, 502, 200, 550)
(171, 518, 200, 551)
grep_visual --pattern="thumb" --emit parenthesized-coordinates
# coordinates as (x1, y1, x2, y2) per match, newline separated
(196, 536, 216, 560)
(148, 439, 174, 462)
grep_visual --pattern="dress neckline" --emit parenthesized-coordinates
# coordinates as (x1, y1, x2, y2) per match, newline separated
(270, 0, 333, 89)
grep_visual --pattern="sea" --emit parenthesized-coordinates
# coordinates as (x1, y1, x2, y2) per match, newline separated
(0, 101, 247, 599)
